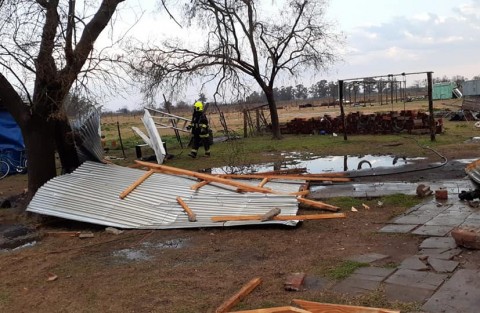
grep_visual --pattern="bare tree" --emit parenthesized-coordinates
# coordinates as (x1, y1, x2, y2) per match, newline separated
(132, 0, 341, 139)
(0, 0, 126, 198)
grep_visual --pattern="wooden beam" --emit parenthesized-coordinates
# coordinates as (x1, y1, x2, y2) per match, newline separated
(211, 213, 346, 222)
(135, 160, 275, 194)
(292, 299, 400, 313)
(215, 277, 262, 313)
(119, 169, 154, 199)
(258, 177, 269, 187)
(229, 306, 312, 313)
(297, 198, 340, 212)
(220, 173, 350, 182)
(191, 180, 210, 191)
(292, 190, 310, 197)
(261, 208, 281, 221)
(176, 196, 197, 222)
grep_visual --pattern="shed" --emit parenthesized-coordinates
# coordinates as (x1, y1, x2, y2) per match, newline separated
(433, 82, 459, 100)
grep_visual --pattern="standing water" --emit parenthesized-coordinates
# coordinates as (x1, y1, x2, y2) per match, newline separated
(211, 154, 424, 174)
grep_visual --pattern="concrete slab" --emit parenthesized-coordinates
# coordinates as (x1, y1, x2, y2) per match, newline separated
(398, 256, 429, 271)
(379, 224, 418, 233)
(393, 214, 435, 225)
(384, 269, 448, 302)
(418, 248, 462, 260)
(422, 269, 480, 313)
(348, 267, 396, 283)
(411, 225, 454, 236)
(303, 276, 329, 291)
(385, 269, 447, 290)
(332, 277, 381, 296)
(347, 253, 389, 264)
(354, 266, 396, 278)
(427, 258, 459, 273)
(385, 283, 437, 303)
(419, 237, 457, 249)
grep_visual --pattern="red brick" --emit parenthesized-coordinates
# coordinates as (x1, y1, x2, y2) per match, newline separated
(284, 272, 306, 291)
(435, 189, 448, 200)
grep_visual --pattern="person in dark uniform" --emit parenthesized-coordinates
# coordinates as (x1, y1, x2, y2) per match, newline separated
(188, 101, 210, 158)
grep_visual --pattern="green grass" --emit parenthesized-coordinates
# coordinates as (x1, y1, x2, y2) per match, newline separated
(326, 260, 369, 280)
(381, 194, 422, 208)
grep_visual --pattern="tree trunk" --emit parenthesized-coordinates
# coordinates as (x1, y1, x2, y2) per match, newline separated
(23, 116, 57, 198)
(54, 107, 80, 174)
(264, 87, 282, 139)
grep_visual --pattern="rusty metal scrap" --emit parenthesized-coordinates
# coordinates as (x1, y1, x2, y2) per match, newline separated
(281, 111, 443, 135)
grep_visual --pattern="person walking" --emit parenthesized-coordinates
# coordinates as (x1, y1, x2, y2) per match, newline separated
(188, 101, 211, 158)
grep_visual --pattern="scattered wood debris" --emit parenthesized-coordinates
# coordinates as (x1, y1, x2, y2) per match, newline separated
(293, 299, 400, 313)
(216, 277, 262, 313)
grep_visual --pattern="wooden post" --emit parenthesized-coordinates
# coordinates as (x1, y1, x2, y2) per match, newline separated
(116, 121, 126, 159)
(427, 71, 436, 142)
(338, 80, 347, 141)
(191, 180, 210, 191)
(243, 109, 248, 138)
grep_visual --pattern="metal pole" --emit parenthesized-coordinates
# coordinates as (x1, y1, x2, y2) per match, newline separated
(338, 80, 347, 141)
(427, 72, 435, 141)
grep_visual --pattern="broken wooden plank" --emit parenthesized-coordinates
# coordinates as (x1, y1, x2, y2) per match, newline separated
(215, 277, 262, 313)
(191, 180, 210, 191)
(45, 231, 81, 237)
(292, 299, 400, 313)
(135, 160, 274, 194)
(261, 208, 281, 221)
(229, 306, 311, 313)
(297, 198, 340, 212)
(176, 196, 197, 222)
(119, 169, 154, 199)
(211, 213, 346, 222)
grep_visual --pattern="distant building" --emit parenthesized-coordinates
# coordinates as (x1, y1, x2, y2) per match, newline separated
(462, 80, 480, 96)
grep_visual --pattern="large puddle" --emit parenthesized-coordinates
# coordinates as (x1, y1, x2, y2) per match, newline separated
(211, 153, 425, 174)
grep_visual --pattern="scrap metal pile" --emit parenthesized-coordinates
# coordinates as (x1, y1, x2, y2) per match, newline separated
(281, 110, 443, 135)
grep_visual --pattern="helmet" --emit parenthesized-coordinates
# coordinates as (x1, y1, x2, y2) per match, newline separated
(194, 101, 204, 112)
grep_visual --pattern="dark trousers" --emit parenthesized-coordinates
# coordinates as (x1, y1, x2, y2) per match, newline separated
(192, 135, 210, 153)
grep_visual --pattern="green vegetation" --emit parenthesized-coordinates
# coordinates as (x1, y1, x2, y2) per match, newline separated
(326, 260, 369, 280)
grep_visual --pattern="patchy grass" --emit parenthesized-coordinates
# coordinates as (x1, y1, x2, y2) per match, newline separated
(381, 194, 422, 209)
(326, 261, 369, 280)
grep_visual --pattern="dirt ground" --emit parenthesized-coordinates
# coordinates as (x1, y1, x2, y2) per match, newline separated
(1, 155, 479, 313)
(1, 105, 479, 312)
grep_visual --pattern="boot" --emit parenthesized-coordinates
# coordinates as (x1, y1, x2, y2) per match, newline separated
(188, 150, 197, 158)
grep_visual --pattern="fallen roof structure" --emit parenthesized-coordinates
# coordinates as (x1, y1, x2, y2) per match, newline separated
(26, 162, 344, 229)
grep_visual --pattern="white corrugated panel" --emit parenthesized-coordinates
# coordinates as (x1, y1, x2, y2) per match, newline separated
(27, 162, 301, 229)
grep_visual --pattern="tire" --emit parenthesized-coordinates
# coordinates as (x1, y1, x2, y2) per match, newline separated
(0, 160, 10, 180)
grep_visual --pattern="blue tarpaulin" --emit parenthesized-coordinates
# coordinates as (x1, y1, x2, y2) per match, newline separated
(0, 109, 26, 175)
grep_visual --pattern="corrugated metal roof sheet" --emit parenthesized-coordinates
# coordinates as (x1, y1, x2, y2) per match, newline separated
(27, 162, 302, 229)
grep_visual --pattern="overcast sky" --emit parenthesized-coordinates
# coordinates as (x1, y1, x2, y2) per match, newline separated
(104, 0, 480, 110)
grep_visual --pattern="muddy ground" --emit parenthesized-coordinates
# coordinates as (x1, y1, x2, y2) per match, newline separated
(0, 148, 479, 313)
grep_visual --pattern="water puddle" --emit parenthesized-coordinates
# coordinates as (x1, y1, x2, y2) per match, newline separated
(112, 238, 187, 262)
(142, 238, 188, 249)
(210, 154, 425, 174)
(112, 249, 151, 261)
